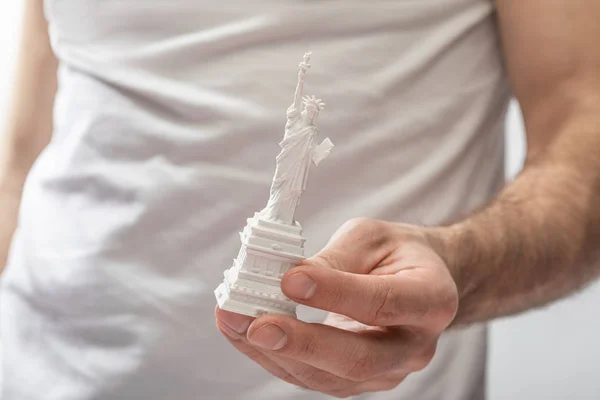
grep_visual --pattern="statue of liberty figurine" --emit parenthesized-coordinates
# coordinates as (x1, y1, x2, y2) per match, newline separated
(259, 53, 334, 225)
(215, 53, 334, 317)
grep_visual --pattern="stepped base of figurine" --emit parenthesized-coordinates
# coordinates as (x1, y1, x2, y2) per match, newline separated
(215, 213, 305, 318)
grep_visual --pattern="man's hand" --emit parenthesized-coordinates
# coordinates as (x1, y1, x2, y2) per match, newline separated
(216, 1, 600, 395)
(215, 218, 458, 398)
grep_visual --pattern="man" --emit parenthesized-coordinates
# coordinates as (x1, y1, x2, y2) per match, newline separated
(1, 1, 599, 399)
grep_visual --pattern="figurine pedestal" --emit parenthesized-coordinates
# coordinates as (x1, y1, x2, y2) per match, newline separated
(215, 213, 305, 318)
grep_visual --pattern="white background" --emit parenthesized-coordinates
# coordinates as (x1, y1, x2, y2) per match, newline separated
(1, 3, 599, 399)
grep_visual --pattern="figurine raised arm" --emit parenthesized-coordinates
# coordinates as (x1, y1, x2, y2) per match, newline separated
(286, 52, 312, 127)
(260, 90, 333, 224)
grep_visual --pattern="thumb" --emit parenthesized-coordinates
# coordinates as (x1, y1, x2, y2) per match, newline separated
(281, 264, 436, 328)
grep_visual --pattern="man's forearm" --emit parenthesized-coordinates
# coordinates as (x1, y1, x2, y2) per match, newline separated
(0, 175, 26, 269)
(430, 115, 600, 326)
(0, 0, 57, 272)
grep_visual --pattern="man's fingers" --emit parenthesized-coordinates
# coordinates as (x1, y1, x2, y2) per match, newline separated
(281, 265, 453, 329)
(330, 372, 408, 398)
(267, 353, 359, 394)
(221, 324, 359, 396)
(215, 309, 308, 389)
(216, 308, 355, 394)
(246, 314, 416, 382)
(215, 307, 254, 337)
(218, 326, 309, 389)
(216, 308, 431, 395)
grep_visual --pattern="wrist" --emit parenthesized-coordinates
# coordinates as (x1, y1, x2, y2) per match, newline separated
(423, 224, 471, 300)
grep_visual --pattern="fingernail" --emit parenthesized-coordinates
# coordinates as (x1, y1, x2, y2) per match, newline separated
(218, 323, 241, 340)
(284, 272, 317, 300)
(249, 324, 287, 351)
(219, 311, 252, 334)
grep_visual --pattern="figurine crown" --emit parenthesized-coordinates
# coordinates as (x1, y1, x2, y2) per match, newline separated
(302, 95, 326, 112)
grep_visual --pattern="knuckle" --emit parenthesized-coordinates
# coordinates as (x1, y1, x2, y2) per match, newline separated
(321, 278, 347, 310)
(291, 332, 318, 360)
(344, 217, 377, 230)
(411, 341, 437, 372)
(291, 364, 349, 393)
(334, 217, 391, 248)
(428, 286, 459, 331)
(368, 279, 395, 325)
(442, 289, 459, 320)
(313, 250, 344, 271)
(372, 374, 409, 392)
(345, 349, 377, 382)
(281, 372, 301, 386)
(380, 380, 403, 391)
(343, 217, 388, 240)
(301, 370, 336, 390)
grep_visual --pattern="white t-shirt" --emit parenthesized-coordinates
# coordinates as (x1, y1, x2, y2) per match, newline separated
(1, 1, 510, 399)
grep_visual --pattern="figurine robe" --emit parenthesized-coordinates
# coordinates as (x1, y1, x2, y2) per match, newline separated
(259, 52, 333, 224)
(260, 110, 320, 224)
